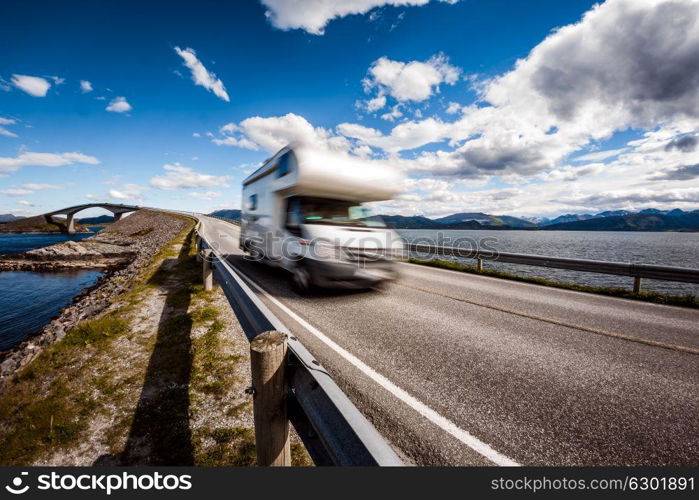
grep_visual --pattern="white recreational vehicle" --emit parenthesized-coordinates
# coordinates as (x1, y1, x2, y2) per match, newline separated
(240, 145, 404, 290)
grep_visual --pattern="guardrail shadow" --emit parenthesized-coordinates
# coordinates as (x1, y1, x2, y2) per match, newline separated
(95, 237, 196, 465)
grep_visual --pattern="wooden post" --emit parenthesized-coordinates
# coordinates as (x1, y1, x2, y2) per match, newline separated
(633, 276, 642, 294)
(250, 331, 290, 466)
(202, 249, 213, 291)
(476, 258, 483, 272)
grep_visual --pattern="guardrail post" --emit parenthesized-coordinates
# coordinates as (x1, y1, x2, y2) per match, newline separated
(633, 276, 642, 294)
(476, 258, 483, 272)
(250, 331, 290, 466)
(202, 249, 213, 291)
(195, 235, 202, 262)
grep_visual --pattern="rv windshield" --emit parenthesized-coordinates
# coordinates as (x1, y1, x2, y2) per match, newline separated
(287, 196, 386, 228)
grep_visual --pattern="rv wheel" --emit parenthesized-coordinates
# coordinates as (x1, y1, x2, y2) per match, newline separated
(292, 265, 312, 292)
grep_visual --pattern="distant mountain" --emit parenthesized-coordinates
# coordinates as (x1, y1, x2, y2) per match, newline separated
(542, 211, 699, 231)
(433, 212, 536, 228)
(77, 215, 114, 224)
(381, 215, 443, 229)
(209, 209, 241, 221)
(0, 214, 22, 222)
(594, 210, 631, 218)
(639, 208, 687, 216)
(540, 213, 596, 226)
(522, 216, 550, 225)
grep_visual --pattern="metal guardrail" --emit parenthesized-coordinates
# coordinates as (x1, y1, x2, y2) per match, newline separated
(407, 242, 699, 292)
(194, 223, 402, 466)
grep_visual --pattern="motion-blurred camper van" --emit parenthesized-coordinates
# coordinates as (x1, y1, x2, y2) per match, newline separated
(240, 145, 404, 290)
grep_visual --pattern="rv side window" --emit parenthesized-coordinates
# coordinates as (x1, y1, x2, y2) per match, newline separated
(276, 152, 292, 178)
(248, 194, 257, 211)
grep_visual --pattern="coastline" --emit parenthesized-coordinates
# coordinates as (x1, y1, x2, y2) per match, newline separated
(0, 210, 192, 385)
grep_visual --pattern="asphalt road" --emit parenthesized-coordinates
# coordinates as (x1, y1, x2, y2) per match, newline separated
(199, 216, 699, 466)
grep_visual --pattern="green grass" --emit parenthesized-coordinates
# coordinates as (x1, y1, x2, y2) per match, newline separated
(408, 258, 698, 308)
(0, 220, 197, 465)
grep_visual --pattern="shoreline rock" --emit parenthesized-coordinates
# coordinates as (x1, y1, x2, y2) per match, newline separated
(0, 210, 192, 386)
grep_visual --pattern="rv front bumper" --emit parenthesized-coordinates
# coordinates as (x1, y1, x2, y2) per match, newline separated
(305, 258, 398, 289)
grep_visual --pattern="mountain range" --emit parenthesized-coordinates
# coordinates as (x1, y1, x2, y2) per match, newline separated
(207, 207, 699, 231)
(379, 209, 699, 231)
(4, 207, 696, 231)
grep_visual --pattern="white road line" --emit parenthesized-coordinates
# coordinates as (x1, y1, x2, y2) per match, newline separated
(233, 259, 520, 467)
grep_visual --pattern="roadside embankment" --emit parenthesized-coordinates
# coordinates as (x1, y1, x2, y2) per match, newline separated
(0, 214, 311, 466)
(0, 209, 190, 378)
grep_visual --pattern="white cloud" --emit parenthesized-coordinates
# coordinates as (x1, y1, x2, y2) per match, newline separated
(149, 163, 230, 190)
(106, 96, 132, 113)
(260, 0, 457, 35)
(11, 74, 51, 97)
(174, 46, 230, 102)
(189, 191, 223, 200)
(0, 127, 17, 138)
(0, 117, 18, 137)
(108, 184, 146, 201)
(80, 80, 93, 93)
(21, 183, 62, 190)
(0, 151, 100, 173)
(192, 132, 201, 138)
(572, 148, 628, 162)
(212, 113, 350, 153)
(1, 188, 33, 196)
(445, 101, 461, 114)
(338, 117, 449, 153)
(17, 200, 34, 206)
(365, 95, 386, 112)
(85, 193, 99, 200)
(363, 54, 461, 105)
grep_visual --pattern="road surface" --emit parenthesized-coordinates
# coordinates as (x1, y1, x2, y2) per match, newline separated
(199, 216, 699, 466)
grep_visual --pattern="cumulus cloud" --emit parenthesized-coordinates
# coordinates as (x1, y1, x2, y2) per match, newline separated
(11, 74, 51, 97)
(362, 54, 460, 108)
(652, 163, 699, 181)
(174, 46, 230, 102)
(149, 163, 230, 190)
(664, 134, 698, 153)
(108, 184, 146, 201)
(189, 191, 223, 200)
(340, 0, 699, 182)
(106, 96, 132, 113)
(260, 0, 457, 35)
(337, 118, 449, 153)
(80, 80, 93, 93)
(0, 151, 100, 173)
(212, 113, 350, 153)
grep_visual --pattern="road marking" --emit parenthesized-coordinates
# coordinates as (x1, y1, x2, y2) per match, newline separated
(233, 265, 520, 467)
(397, 281, 699, 356)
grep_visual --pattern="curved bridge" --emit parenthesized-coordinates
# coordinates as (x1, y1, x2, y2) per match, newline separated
(44, 203, 140, 234)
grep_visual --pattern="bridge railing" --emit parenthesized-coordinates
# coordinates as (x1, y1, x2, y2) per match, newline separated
(194, 223, 402, 466)
(406, 242, 699, 293)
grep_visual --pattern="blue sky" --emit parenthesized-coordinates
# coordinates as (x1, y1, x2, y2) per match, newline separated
(1, 0, 698, 218)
